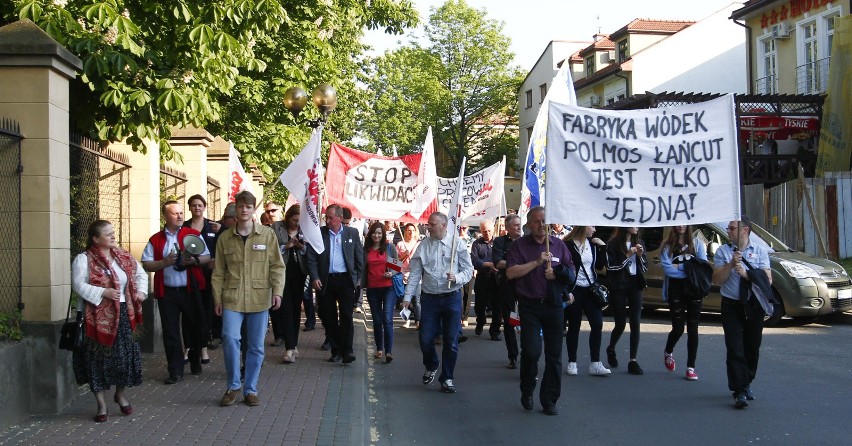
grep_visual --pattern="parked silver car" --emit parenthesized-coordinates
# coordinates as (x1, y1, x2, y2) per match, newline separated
(600, 223, 852, 325)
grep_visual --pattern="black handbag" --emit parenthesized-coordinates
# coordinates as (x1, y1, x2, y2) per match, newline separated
(580, 262, 609, 309)
(58, 295, 84, 351)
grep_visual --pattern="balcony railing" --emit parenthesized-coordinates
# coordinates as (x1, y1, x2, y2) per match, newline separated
(796, 57, 830, 94)
(753, 74, 778, 94)
(741, 154, 817, 186)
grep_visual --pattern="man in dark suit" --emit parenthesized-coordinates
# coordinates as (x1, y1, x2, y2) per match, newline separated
(306, 204, 365, 363)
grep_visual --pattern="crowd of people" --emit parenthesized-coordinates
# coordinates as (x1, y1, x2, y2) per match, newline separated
(70, 192, 769, 421)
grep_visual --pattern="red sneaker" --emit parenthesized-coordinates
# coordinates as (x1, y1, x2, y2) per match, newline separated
(664, 352, 675, 372)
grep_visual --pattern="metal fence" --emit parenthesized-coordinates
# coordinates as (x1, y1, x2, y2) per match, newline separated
(69, 133, 132, 258)
(160, 164, 187, 207)
(0, 119, 22, 313)
(207, 176, 221, 220)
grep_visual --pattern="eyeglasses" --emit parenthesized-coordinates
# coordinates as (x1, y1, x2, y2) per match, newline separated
(266, 209, 281, 214)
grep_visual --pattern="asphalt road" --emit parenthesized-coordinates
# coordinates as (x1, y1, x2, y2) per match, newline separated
(364, 308, 852, 446)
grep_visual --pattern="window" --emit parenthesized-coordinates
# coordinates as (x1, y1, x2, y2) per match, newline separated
(616, 94, 625, 101)
(526, 126, 534, 148)
(801, 20, 818, 93)
(524, 89, 533, 109)
(796, 7, 839, 94)
(585, 55, 595, 78)
(617, 40, 628, 63)
(757, 37, 777, 94)
(539, 84, 547, 103)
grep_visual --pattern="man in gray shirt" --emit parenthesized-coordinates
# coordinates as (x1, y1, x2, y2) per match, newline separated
(402, 212, 474, 393)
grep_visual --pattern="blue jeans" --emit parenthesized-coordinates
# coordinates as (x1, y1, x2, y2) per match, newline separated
(222, 309, 268, 396)
(418, 290, 462, 382)
(367, 286, 396, 353)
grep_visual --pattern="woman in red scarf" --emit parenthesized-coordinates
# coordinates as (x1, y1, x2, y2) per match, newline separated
(71, 220, 148, 423)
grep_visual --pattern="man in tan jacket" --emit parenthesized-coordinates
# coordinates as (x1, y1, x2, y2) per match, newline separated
(213, 190, 285, 407)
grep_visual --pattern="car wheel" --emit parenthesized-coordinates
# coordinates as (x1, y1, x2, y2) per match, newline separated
(763, 290, 785, 326)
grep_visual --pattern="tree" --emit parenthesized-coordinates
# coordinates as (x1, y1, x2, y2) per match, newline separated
(3, 0, 417, 170)
(359, 0, 524, 176)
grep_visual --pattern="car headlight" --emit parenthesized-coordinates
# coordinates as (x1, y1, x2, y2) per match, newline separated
(780, 260, 820, 279)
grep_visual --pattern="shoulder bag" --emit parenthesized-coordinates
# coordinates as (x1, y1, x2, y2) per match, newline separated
(387, 245, 405, 299)
(58, 294, 84, 351)
(580, 261, 609, 310)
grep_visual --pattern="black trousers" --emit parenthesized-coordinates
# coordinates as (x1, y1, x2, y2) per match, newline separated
(519, 298, 564, 407)
(303, 283, 317, 329)
(608, 276, 644, 359)
(158, 286, 204, 377)
(721, 297, 763, 394)
(565, 286, 604, 362)
(500, 286, 518, 361)
(665, 278, 703, 368)
(319, 274, 356, 356)
(281, 272, 308, 349)
(474, 273, 501, 336)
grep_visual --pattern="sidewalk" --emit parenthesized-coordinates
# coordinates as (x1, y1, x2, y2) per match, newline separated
(0, 314, 370, 446)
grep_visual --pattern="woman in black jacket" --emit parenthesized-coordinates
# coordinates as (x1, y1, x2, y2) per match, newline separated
(564, 226, 609, 376)
(604, 227, 647, 375)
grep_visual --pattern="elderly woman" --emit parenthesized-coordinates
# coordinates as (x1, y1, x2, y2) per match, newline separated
(71, 220, 148, 423)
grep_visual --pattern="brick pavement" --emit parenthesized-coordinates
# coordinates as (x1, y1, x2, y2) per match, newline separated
(0, 314, 369, 446)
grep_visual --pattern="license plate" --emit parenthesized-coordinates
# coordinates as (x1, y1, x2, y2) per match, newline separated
(838, 289, 852, 299)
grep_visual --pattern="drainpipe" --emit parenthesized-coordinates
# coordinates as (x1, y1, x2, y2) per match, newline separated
(614, 71, 630, 98)
(732, 18, 753, 94)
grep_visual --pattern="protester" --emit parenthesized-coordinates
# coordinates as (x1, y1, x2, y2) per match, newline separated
(362, 222, 401, 363)
(492, 214, 523, 369)
(396, 223, 422, 329)
(270, 205, 309, 364)
(660, 225, 708, 381)
(72, 220, 148, 422)
(402, 212, 474, 393)
(564, 226, 609, 376)
(306, 204, 365, 364)
(712, 217, 771, 408)
(212, 190, 285, 407)
(471, 219, 501, 341)
(142, 201, 210, 384)
(507, 207, 574, 415)
(604, 227, 647, 375)
(264, 202, 283, 223)
(183, 194, 221, 366)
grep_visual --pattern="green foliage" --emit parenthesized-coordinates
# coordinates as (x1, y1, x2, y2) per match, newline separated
(360, 0, 524, 176)
(2, 0, 418, 175)
(0, 310, 23, 342)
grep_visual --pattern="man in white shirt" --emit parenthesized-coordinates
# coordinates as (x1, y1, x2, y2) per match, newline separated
(402, 212, 474, 393)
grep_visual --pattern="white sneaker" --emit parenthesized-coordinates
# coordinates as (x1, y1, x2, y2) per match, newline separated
(403, 320, 411, 329)
(565, 362, 578, 376)
(589, 361, 612, 376)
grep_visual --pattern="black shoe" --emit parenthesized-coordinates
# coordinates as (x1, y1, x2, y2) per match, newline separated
(606, 346, 618, 368)
(440, 379, 456, 393)
(627, 361, 644, 375)
(320, 340, 331, 351)
(342, 354, 356, 364)
(508, 359, 517, 369)
(521, 393, 533, 410)
(328, 354, 342, 363)
(474, 326, 483, 336)
(164, 375, 183, 385)
(734, 393, 749, 408)
(303, 326, 315, 332)
(490, 334, 502, 341)
(422, 369, 437, 385)
(190, 362, 202, 375)
(745, 388, 755, 401)
(458, 335, 468, 343)
(542, 405, 558, 416)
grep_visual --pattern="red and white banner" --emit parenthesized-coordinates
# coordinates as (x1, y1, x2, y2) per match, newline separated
(228, 144, 252, 201)
(279, 129, 325, 254)
(325, 143, 437, 222)
(437, 157, 506, 226)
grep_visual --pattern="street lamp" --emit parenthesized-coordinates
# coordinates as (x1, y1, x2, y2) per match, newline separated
(283, 84, 338, 128)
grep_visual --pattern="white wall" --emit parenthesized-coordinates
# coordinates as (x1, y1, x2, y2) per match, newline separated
(630, 2, 748, 94)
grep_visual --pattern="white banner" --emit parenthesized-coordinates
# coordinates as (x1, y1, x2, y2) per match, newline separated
(437, 158, 505, 226)
(545, 95, 741, 227)
(279, 128, 325, 254)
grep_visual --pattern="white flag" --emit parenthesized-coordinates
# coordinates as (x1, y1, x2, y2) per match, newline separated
(228, 143, 253, 201)
(279, 128, 325, 254)
(411, 127, 438, 219)
(446, 157, 467, 243)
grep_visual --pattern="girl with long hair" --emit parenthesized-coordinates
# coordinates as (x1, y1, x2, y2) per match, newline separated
(604, 227, 647, 375)
(362, 222, 401, 362)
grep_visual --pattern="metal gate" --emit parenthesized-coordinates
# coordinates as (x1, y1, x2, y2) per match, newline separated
(0, 119, 22, 313)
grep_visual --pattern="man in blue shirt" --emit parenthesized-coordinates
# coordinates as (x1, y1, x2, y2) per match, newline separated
(712, 217, 771, 409)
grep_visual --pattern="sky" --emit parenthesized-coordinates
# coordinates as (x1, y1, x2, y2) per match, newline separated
(362, 0, 741, 71)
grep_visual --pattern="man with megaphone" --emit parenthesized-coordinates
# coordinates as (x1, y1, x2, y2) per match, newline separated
(142, 200, 211, 385)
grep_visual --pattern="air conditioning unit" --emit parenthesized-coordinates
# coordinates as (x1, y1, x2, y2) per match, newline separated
(602, 50, 616, 63)
(772, 22, 791, 39)
(589, 95, 602, 107)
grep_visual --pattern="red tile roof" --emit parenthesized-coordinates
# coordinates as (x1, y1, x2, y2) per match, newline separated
(578, 36, 615, 56)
